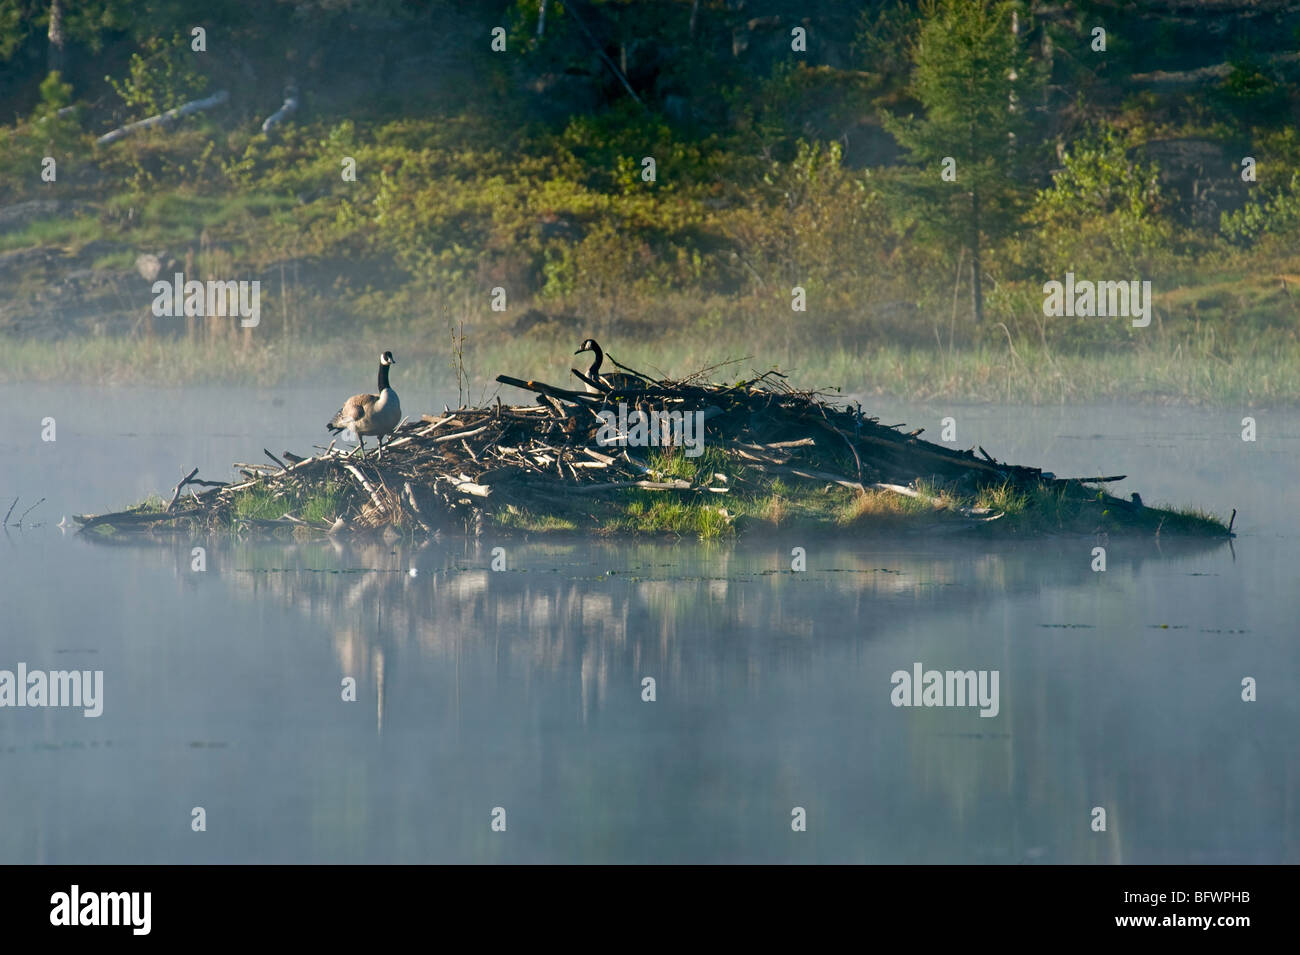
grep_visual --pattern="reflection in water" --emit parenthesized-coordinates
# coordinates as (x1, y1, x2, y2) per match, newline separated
(218, 534, 1228, 724)
(5, 530, 1276, 864)
(1, 390, 1296, 863)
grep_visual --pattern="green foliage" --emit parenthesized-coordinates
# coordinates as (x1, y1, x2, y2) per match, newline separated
(975, 481, 1028, 514)
(0, 0, 31, 61)
(892, 0, 1034, 162)
(618, 494, 733, 540)
(232, 487, 283, 521)
(234, 480, 344, 524)
(735, 140, 883, 286)
(107, 34, 210, 116)
(0, 0, 134, 61)
(854, 0, 923, 81)
(1221, 171, 1300, 244)
(1217, 51, 1289, 124)
(0, 0, 1298, 386)
(647, 446, 729, 485)
(1026, 124, 1172, 274)
(37, 71, 73, 115)
(882, 0, 1043, 267)
(301, 483, 345, 524)
(0, 71, 86, 202)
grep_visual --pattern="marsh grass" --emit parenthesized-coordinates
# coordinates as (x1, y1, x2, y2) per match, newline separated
(647, 446, 729, 484)
(975, 481, 1029, 515)
(231, 486, 284, 521)
(493, 506, 578, 532)
(616, 492, 732, 540)
(3, 332, 1299, 406)
(124, 470, 1228, 541)
(499, 456, 1234, 540)
(300, 481, 345, 524)
(1132, 502, 1230, 536)
(230, 480, 345, 524)
(834, 487, 932, 527)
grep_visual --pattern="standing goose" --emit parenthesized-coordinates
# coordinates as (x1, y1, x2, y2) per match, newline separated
(573, 338, 642, 393)
(327, 351, 402, 459)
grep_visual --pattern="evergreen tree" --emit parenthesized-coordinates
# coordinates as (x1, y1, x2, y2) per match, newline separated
(884, 0, 1041, 324)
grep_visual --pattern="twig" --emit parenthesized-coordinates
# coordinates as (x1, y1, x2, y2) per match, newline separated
(167, 468, 201, 512)
(16, 497, 45, 525)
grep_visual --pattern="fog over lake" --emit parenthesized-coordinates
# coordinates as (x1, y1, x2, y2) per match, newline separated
(1, 384, 1295, 862)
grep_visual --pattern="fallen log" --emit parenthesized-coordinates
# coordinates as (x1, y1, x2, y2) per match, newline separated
(75, 510, 187, 529)
(260, 85, 299, 132)
(97, 90, 230, 145)
(569, 479, 694, 493)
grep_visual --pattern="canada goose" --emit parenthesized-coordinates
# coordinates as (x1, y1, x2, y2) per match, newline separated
(327, 351, 402, 459)
(573, 338, 642, 393)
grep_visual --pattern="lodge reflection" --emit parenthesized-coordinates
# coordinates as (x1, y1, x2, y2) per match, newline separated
(51, 530, 1286, 862)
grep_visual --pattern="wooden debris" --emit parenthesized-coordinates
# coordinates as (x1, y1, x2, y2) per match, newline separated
(166, 467, 200, 512)
(74, 361, 1163, 538)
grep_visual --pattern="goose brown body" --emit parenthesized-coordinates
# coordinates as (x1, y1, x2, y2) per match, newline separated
(327, 351, 402, 457)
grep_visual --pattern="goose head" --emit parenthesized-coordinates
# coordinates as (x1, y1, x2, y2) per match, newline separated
(574, 338, 599, 356)
(380, 351, 397, 365)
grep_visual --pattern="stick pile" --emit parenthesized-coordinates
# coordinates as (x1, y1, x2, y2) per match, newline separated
(74, 362, 1125, 536)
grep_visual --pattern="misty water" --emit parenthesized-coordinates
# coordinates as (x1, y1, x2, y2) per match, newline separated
(1, 383, 1296, 863)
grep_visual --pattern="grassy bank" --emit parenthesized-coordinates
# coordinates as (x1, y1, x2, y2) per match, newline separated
(4, 331, 1297, 406)
(5, 4, 1300, 409)
(488, 468, 1230, 542)
(94, 457, 1229, 544)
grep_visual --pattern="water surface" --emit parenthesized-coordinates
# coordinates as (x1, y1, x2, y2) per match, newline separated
(1, 385, 1295, 862)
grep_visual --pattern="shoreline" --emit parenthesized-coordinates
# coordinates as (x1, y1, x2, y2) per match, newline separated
(2, 333, 1297, 407)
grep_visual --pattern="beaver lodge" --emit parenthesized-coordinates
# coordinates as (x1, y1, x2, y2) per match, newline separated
(76, 361, 1233, 541)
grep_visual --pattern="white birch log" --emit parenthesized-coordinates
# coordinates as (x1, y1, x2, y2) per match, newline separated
(260, 90, 299, 132)
(97, 90, 230, 145)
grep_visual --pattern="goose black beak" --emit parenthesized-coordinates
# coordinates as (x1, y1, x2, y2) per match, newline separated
(574, 347, 587, 355)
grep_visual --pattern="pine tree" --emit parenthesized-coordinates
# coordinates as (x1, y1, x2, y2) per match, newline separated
(884, 0, 1040, 324)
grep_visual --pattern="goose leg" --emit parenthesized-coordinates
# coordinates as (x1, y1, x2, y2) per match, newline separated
(358, 435, 366, 459)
